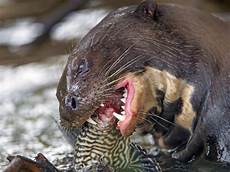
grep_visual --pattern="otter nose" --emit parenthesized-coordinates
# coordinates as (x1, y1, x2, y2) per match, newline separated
(65, 94, 79, 111)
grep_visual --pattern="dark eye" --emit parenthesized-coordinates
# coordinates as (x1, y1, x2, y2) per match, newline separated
(77, 59, 89, 76)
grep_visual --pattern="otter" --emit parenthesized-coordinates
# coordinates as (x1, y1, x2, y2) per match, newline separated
(57, 0, 230, 163)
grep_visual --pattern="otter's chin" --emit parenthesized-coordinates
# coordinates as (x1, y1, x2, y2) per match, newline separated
(115, 73, 146, 136)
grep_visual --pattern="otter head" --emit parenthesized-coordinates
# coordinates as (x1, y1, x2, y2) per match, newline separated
(56, 1, 174, 136)
(56, 45, 153, 136)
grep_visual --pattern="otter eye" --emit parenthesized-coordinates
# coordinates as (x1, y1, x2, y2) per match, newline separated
(77, 58, 89, 76)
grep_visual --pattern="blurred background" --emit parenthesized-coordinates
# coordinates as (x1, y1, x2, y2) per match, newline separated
(0, 0, 229, 171)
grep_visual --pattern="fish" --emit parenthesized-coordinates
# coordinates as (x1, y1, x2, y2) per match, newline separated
(72, 121, 161, 172)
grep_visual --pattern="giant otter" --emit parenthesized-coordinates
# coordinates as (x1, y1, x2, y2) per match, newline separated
(57, 0, 230, 163)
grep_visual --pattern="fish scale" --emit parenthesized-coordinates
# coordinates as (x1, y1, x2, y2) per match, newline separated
(74, 123, 160, 172)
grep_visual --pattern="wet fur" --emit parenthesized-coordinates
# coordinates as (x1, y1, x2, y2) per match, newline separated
(57, 1, 230, 163)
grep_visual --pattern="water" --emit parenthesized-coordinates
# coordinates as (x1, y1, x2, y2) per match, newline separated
(0, 2, 108, 170)
(0, 57, 71, 169)
(0, 0, 230, 171)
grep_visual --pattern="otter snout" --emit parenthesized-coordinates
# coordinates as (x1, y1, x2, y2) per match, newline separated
(59, 94, 80, 123)
(65, 94, 79, 111)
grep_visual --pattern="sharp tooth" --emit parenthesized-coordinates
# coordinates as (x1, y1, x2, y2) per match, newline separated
(100, 103, 104, 107)
(121, 98, 126, 103)
(113, 112, 125, 121)
(121, 111, 125, 115)
(123, 91, 127, 98)
(121, 106, 125, 110)
(87, 118, 97, 125)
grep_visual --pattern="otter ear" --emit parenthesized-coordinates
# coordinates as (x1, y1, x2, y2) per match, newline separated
(134, 0, 159, 20)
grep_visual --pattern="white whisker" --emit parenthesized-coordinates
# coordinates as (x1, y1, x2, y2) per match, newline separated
(104, 45, 135, 76)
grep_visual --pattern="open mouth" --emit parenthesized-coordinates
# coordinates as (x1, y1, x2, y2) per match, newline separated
(86, 87, 127, 130)
(86, 74, 145, 136)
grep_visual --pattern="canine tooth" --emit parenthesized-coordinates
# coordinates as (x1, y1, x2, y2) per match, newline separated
(121, 98, 126, 103)
(123, 92, 127, 98)
(121, 106, 125, 110)
(121, 111, 125, 115)
(113, 112, 125, 121)
(100, 103, 104, 107)
(87, 118, 97, 125)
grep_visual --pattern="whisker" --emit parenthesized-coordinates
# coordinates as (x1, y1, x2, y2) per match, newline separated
(99, 75, 127, 90)
(98, 94, 114, 98)
(97, 92, 115, 98)
(100, 68, 141, 92)
(98, 48, 121, 76)
(139, 111, 177, 127)
(137, 115, 154, 125)
(106, 55, 143, 80)
(149, 117, 169, 131)
(97, 86, 115, 93)
(150, 113, 177, 126)
(137, 113, 169, 131)
(98, 86, 115, 91)
(104, 45, 135, 77)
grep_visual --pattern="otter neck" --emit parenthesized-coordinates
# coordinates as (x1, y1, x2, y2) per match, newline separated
(141, 67, 196, 131)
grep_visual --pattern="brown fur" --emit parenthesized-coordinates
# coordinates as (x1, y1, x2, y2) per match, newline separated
(57, 0, 230, 163)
